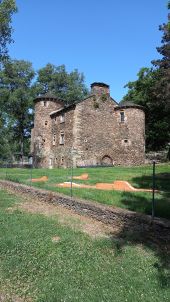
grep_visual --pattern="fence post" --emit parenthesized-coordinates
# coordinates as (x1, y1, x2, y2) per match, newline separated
(70, 162, 73, 198)
(5, 161, 8, 180)
(152, 160, 156, 221)
(29, 156, 33, 186)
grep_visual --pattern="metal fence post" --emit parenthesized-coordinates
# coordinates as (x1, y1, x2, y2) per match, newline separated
(5, 161, 8, 180)
(152, 160, 156, 221)
(70, 161, 73, 198)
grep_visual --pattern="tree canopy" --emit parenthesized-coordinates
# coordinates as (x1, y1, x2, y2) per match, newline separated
(123, 4, 170, 151)
(35, 63, 88, 105)
(0, 0, 17, 62)
(0, 59, 35, 157)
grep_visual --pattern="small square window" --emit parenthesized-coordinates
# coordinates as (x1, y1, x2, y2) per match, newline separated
(45, 121, 48, 126)
(120, 111, 125, 122)
(53, 133, 56, 145)
(60, 133, 64, 145)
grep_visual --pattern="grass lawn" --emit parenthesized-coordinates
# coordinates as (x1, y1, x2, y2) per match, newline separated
(0, 189, 169, 301)
(0, 163, 170, 219)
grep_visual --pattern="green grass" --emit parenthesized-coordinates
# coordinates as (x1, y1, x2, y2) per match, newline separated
(0, 163, 170, 219)
(0, 189, 169, 301)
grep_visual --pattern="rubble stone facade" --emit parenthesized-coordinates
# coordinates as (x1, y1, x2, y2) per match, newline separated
(31, 83, 145, 168)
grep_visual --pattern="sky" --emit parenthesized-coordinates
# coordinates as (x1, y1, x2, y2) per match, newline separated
(9, 0, 168, 102)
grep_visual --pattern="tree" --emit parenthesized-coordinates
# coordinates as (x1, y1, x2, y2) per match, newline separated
(152, 2, 170, 108)
(0, 0, 17, 62)
(0, 59, 35, 157)
(123, 5, 170, 151)
(35, 63, 88, 105)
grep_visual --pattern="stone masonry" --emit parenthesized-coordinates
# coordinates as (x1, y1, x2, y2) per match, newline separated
(31, 83, 145, 168)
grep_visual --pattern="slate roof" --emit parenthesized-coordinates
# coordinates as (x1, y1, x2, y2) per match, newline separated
(34, 92, 64, 103)
(115, 100, 144, 110)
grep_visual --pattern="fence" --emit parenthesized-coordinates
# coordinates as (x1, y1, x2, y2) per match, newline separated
(0, 159, 169, 220)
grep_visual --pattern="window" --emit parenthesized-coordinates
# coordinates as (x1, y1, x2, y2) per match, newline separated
(60, 113, 65, 123)
(45, 121, 48, 126)
(124, 139, 128, 143)
(61, 156, 64, 165)
(43, 101, 47, 107)
(120, 111, 125, 122)
(60, 133, 64, 145)
(53, 133, 56, 145)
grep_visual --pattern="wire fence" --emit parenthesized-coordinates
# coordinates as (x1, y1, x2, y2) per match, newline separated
(0, 158, 169, 220)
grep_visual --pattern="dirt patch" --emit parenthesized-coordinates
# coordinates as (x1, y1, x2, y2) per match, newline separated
(0, 292, 31, 302)
(31, 176, 48, 182)
(9, 194, 115, 239)
(56, 180, 155, 192)
(52, 236, 60, 243)
(73, 173, 89, 180)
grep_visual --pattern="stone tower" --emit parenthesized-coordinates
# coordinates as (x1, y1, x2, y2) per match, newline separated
(114, 101, 145, 165)
(31, 93, 64, 167)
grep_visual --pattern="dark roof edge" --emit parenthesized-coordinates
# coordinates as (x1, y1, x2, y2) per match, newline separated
(110, 97, 118, 105)
(91, 82, 109, 88)
(50, 104, 76, 116)
(34, 95, 64, 104)
(114, 104, 144, 110)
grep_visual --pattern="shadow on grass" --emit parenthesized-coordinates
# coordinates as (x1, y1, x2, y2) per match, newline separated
(122, 171, 170, 219)
(132, 172, 170, 192)
(114, 173, 170, 290)
(110, 208, 170, 290)
(120, 191, 170, 220)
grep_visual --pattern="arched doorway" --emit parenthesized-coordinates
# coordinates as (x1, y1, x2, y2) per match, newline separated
(101, 155, 113, 166)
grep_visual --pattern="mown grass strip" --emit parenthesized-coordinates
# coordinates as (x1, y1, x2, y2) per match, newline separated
(0, 189, 169, 301)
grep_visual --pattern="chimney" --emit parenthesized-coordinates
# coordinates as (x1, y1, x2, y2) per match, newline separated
(91, 82, 110, 96)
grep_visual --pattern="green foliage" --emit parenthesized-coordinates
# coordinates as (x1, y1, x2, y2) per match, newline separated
(93, 101, 99, 109)
(35, 63, 89, 105)
(100, 93, 107, 102)
(0, 0, 17, 62)
(0, 59, 36, 156)
(123, 6, 170, 151)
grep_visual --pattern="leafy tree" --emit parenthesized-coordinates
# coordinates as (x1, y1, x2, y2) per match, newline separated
(0, 59, 35, 157)
(35, 63, 88, 105)
(0, 0, 17, 62)
(123, 5, 170, 151)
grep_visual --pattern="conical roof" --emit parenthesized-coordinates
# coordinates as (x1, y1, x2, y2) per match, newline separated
(115, 100, 144, 110)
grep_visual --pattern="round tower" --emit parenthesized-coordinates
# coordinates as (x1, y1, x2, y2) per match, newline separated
(114, 101, 145, 166)
(32, 93, 64, 167)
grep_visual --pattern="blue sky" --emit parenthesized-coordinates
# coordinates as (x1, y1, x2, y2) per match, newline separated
(9, 0, 168, 102)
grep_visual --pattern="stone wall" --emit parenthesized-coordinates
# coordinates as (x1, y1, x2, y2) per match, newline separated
(51, 107, 75, 167)
(73, 95, 117, 166)
(0, 180, 169, 234)
(72, 97, 145, 167)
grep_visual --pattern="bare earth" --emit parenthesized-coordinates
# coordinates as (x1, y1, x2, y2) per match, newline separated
(7, 190, 116, 239)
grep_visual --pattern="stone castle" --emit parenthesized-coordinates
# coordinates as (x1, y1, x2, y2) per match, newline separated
(31, 82, 145, 168)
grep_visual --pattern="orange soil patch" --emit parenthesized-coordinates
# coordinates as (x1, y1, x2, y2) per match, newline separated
(73, 173, 89, 180)
(31, 176, 48, 182)
(57, 180, 155, 192)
